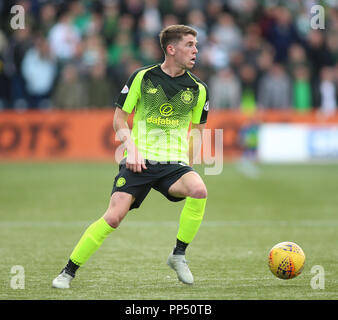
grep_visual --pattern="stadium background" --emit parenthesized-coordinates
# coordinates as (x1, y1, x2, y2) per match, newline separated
(0, 0, 338, 162)
(1, 0, 338, 301)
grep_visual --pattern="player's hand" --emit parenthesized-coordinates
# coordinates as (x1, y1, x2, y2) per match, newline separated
(126, 149, 147, 173)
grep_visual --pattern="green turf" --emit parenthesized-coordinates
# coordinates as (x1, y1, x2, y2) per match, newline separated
(0, 162, 337, 300)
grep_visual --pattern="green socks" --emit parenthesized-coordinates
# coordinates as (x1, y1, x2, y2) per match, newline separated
(69, 217, 115, 267)
(177, 197, 207, 244)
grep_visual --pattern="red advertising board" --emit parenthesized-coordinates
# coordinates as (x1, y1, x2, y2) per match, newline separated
(0, 110, 337, 161)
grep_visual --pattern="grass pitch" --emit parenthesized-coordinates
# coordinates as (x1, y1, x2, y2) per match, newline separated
(0, 162, 338, 300)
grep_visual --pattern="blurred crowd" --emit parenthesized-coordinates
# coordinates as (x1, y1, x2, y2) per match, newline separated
(0, 0, 337, 114)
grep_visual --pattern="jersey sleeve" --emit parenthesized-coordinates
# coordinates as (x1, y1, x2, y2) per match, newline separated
(192, 82, 209, 125)
(115, 69, 143, 113)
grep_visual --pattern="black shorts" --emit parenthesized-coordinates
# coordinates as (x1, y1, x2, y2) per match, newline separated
(111, 159, 194, 210)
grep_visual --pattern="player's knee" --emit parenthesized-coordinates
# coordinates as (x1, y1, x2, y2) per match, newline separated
(104, 193, 131, 228)
(103, 212, 121, 229)
(190, 185, 208, 199)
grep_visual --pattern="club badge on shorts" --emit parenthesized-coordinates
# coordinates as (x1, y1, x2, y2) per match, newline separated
(116, 177, 126, 187)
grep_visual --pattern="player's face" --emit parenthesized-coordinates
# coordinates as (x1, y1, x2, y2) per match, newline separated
(174, 34, 198, 70)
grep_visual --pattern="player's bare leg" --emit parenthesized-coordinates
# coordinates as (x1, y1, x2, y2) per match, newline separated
(168, 171, 207, 199)
(103, 192, 135, 228)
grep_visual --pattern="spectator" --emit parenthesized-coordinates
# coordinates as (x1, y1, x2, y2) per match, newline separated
(162, 14, 180, 28)
(70, 0, 92, 37)
(294, 5, 311, 41)
(229, 49, 245, 75)
(52, 64, 87, 109)
(257, 63, 292, 109)
(81, 33, 107, 70)
(170, 0, 190, 25)
(210, 12, 242, 56)
(101, 0, 119, 46)
(291, 65, 312, 113)
(142, 0, 162, 37)
(136, 14, 158, 44)
(286, 44, 311, 75)
(227, 0, 259, 28)
(0, 0, 337, 114)
(107, 31, 138, 67)
(119, 11, 136, 33)
(204, 0, 225, 30)
(256, 44, 275, 75)
(209, 67, 241, 109)
(0, 30, 9, 109)
(71, 1, 104, 38)
(187, 9, 208, 48)
(319, 67, 337, 116)
(305, 30, 335, 107)
(21, 34, 57, 109)
(86, 63, 111, 108)
(327, 32, 338, 65)
(200, 34, 229, 70)
(239, 63, 258, 114)
(327, 6, 338, 33)
(305, 30, 334, 81)
(265, 6, 299, 63)
(241, 23, 265, 69)
(120, 0, 144, 33)
(86, 10, 104, 37)
(6, 26, 34, 110)
(48, 6, 81, 62)
(137, 37, 162, 66)
(258, 5, 276, 39)
(335, 63, 338, 103)
(39, 2, 57, 37)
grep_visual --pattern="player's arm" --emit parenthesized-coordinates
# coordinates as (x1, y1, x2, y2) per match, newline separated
(114, 68, 148, 173)
(113, 108, 146, 173)
(190, 80, 209, 167)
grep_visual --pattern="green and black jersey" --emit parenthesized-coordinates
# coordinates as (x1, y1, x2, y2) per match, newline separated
(115, 64, 209, 163)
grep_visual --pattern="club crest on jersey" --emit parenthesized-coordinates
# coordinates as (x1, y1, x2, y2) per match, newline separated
(121, 85, 129, 94)
(181, 89, 194, 104)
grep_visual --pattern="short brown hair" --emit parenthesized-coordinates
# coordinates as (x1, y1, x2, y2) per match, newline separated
(159, 25, 197, 55)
